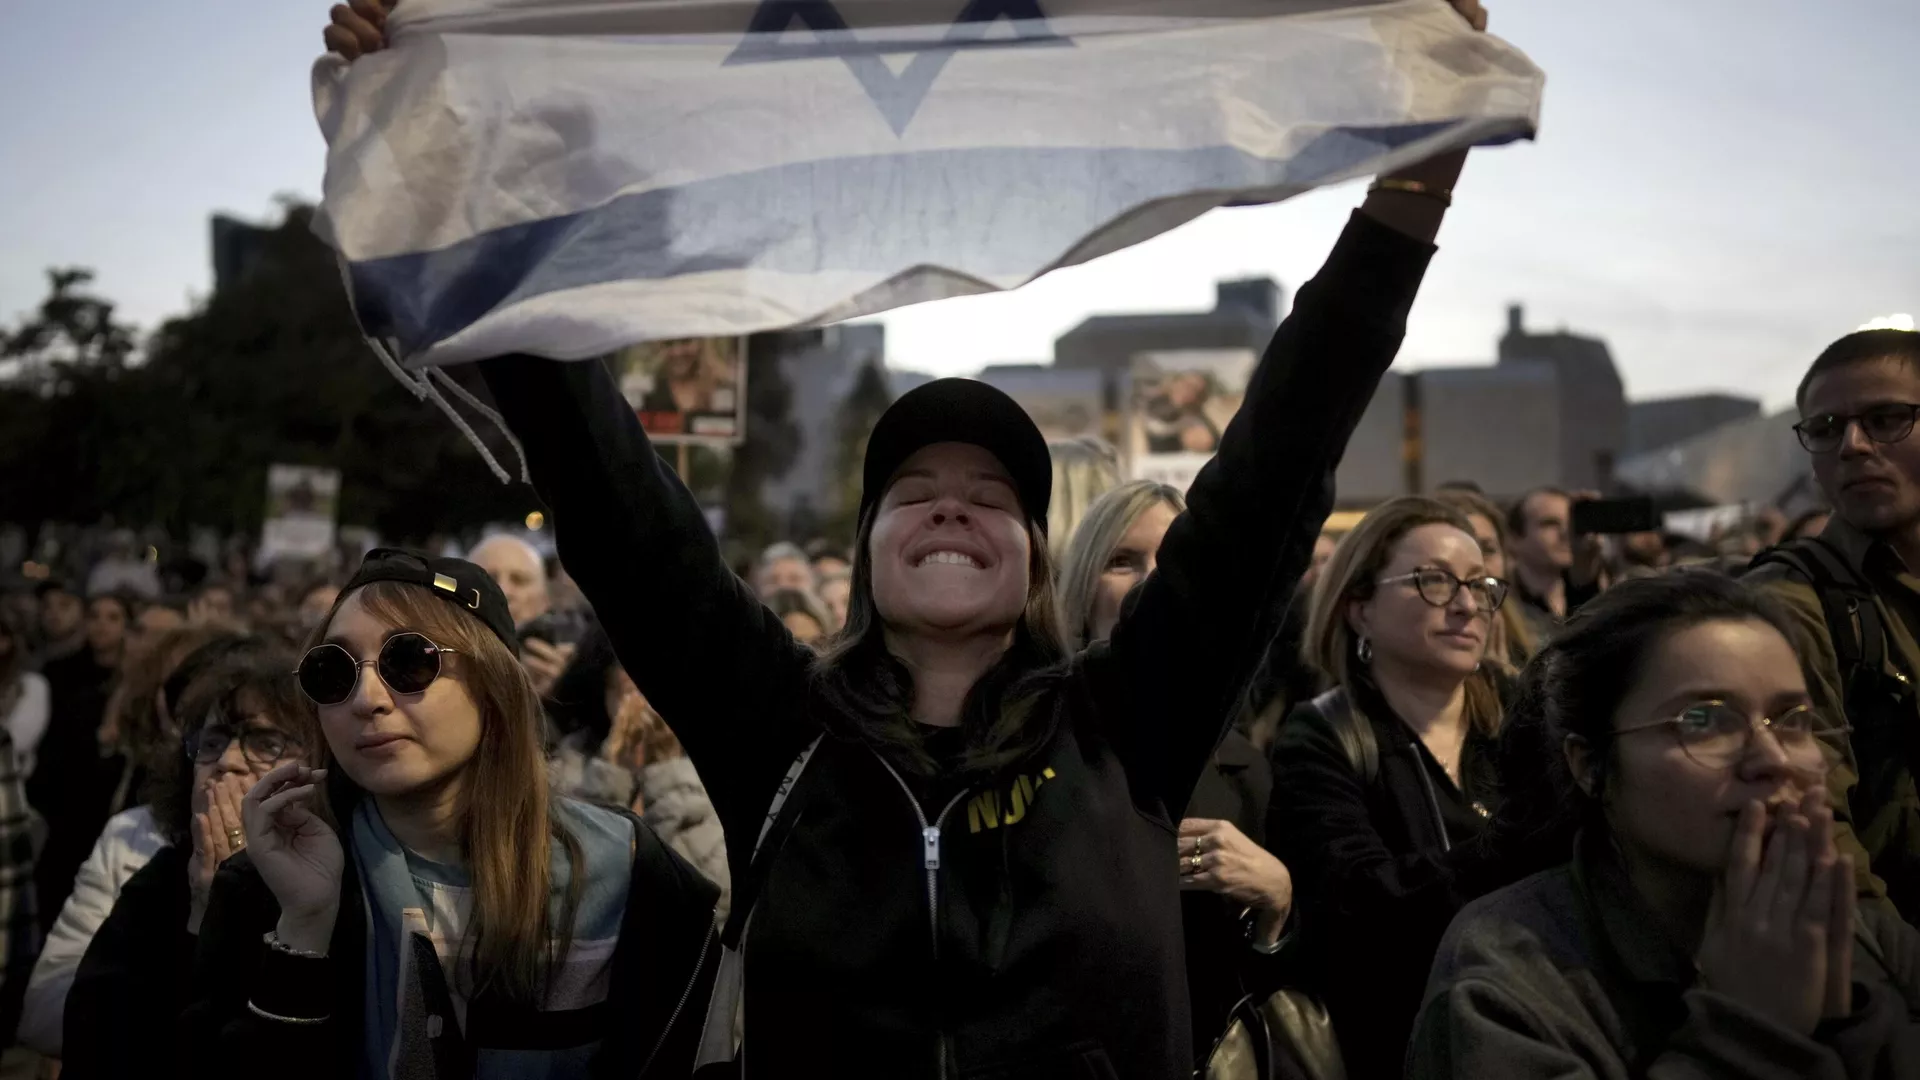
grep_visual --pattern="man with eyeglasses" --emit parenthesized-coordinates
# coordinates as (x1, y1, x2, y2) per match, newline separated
(1748, 327, 1920, 920)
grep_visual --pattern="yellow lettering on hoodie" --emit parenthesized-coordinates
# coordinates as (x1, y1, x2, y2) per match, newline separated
(967, 770, 1057, 833)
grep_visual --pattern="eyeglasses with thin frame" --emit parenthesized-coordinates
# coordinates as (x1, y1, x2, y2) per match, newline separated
(1613, 700, 1848, 773)
(1376, 568, 1509, 612)
(1793, 403, 1920, 454)
(294, 632, 460, 707)
(184, 718, 303, 767)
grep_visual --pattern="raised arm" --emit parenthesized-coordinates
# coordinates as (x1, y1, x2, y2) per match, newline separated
(477, 356, 818, 834)
(1097, 154, 1460, 814)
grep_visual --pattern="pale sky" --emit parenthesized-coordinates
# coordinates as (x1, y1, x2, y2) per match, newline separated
(3, 0, 1914, 410)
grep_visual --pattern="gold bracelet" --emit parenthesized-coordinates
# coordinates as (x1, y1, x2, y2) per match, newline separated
(247, 1000, 330, 1025)
(1368, 178, 1453, 207)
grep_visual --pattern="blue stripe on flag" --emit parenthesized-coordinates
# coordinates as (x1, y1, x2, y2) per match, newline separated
(348, 121, 1459, 358)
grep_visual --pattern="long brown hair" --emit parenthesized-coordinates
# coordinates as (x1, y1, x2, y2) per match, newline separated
(1305, 497, 1504, 739)
(812, 506, 1068, 777)
(310, 581, 582, 1005)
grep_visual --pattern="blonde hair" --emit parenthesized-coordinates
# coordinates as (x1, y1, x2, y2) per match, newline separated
(1046, 436, 1122, 551)
(1304, 497, 1504, 739)
(1055, 480, 1187, 650)
(314, 582, 582, 1005)
(1433, 488, 1540, 667)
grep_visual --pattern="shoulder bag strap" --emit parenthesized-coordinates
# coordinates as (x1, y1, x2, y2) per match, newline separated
(694, 734, 823, 1071)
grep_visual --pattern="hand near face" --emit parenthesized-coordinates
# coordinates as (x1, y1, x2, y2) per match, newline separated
(522, 638, 575, 697)
(1696, 792, 1851, 1035)
(188, 772, 255, 933)
(242, 763, 344, 951)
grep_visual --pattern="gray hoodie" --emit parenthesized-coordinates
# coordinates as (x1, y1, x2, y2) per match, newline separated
(1410, 835, 1920, 1079)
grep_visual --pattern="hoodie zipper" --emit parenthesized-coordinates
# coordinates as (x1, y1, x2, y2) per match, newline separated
(637, 920, 717, 1078)
(876, 753, 973, 1080)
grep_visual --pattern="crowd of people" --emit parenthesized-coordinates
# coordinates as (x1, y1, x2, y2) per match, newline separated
(0, 0, 1914, 1077)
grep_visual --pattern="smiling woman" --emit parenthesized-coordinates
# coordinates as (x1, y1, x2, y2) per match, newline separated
(324, 8, 1469, 1067)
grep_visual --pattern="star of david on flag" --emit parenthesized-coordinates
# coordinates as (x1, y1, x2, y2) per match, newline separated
(725, 0, 1070, 134)
(311, 0, 1544, 369)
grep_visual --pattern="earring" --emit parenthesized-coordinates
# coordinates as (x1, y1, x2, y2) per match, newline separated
(1357, 635, 1373, 664)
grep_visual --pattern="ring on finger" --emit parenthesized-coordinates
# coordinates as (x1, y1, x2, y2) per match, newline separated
(227, 827, 246, 847)
(1190, 853, 1203, 873)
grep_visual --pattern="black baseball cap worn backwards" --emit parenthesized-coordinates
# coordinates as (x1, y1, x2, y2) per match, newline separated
(342, 548, 519, 655)
(860, 378, 1053, 532)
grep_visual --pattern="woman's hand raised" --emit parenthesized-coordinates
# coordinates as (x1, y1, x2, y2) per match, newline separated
(242, 762, 345, 954)
(324, 0, 395, 60)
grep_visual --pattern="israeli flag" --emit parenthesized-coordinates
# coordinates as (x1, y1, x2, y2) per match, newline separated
(313, 0, 1544, 368)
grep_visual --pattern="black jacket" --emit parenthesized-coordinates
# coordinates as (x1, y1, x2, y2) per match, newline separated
(1183, 730, 1286, 1064)
(1267, 685, 1505, 1080)
(478, 210, 1434, 1079)
(63, 843, 194, 1079)
(181, 809, 720, 1080)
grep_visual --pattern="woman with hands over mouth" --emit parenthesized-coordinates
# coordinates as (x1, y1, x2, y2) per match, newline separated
(182, 550, 719, 1080)
(1413, 573, 1920, 1080)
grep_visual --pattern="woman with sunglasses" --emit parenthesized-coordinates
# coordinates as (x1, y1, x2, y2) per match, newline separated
(183, 550, 719, 1079)
(56, 640, 304, 1077)
(1267, 495, 1515, 1079)
(1411, 572, 1920, 1079)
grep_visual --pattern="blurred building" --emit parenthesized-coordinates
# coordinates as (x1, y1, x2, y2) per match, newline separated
(1496, 304, 1627, 491)
(759, 323, 888, 529)
(1616, 409, 1817, 514)
(1052, 278, 1284, 411)
(1626, 393, 1762, 457)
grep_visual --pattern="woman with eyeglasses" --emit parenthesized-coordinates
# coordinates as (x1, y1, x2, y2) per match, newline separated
(1411, 572, 1920, 1079)
(55, 639, 305, 1077)
(18, 628, 258, 1060)
(182, 550, 719, 1079)
(1267, 496, 1515, 1079)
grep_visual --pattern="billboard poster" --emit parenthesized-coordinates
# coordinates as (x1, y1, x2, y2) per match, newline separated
(260, 464, 341, 563)
(612, 336, 748, 445)
(1127, 349, 1258, 491)
(975, 368, 1106, 443)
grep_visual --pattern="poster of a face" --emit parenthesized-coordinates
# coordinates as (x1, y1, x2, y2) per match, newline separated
(1128, 349, 1258, 490)
(261, 464, 342, 563)
(612, 336, 748, 445)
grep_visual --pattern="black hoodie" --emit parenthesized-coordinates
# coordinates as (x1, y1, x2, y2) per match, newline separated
(476, 210, 1435, 1079)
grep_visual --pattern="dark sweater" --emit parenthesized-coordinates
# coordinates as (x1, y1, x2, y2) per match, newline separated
(1411, 834, 1920, 1079)
(1267, 685, 1504, 1080)
(181, 805, 719, 1080)
(63, 843, 194, 1080)
(477, 210, 1434, 1079)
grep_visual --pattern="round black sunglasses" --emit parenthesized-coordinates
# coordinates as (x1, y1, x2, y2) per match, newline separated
(295, 632, 459, 706)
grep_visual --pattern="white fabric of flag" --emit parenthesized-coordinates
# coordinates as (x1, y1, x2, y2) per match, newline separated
(312, 0, 1545, 368)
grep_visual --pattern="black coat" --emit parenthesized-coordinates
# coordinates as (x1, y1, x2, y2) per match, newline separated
(1182, 730, 1286, 1064)
(1266, 686, 1505, 1080)
(181, 808, 720, 1080)
(63, 843, 193, 1079)
(478, 210, 1434, 1079)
